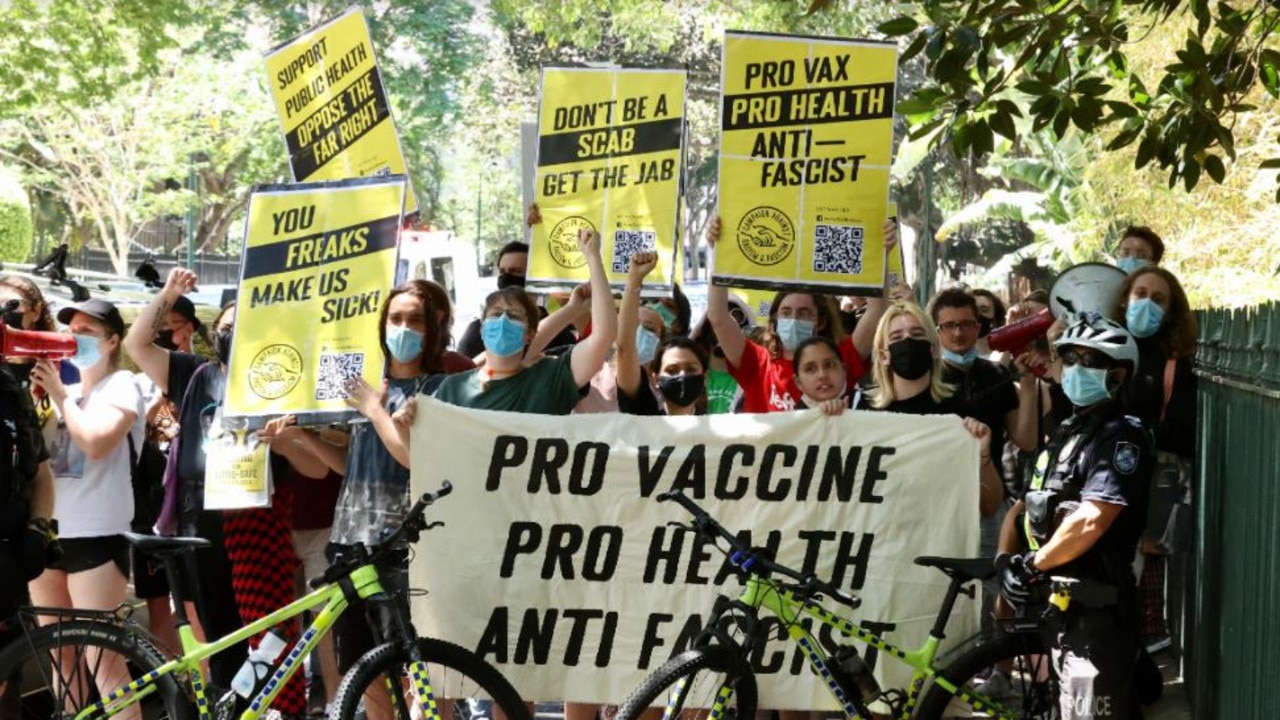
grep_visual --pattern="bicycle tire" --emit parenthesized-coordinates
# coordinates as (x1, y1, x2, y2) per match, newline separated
(614, 645, 757, 720)
(0, 618, 192, 720)
(914, 629, 1058, 720)
(333, 638, 530, 720)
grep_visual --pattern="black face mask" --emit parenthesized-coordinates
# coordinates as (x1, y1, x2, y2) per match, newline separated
(2, 309, 24, 329)
(888, 337, 934, 381)
(496, 273, 526, 290)
(978, 316, 994, 338)
(658, 374, 705, 408)
(155, 329, 179, 351)
(215, 330, 233, 365)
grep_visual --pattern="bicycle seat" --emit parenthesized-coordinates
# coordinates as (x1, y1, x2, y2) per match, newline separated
(914, 556, 996, 582)
(124, 532, 211, 558)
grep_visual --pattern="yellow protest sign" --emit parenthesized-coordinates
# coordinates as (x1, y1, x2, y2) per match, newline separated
(203, 424, 272, 510)
(224, 176, 407, 425)
(714, 32, 898, 295)
(530, 67, 686, 293)
(264, 8, 419, 215)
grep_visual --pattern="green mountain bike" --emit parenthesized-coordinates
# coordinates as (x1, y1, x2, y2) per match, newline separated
(615, 490, 1058, 720)
(0, 482, 530, 720)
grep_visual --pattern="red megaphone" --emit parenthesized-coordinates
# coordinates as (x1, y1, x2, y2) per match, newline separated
(987, 308, 1054, 354)
(0, 323, 77, 360)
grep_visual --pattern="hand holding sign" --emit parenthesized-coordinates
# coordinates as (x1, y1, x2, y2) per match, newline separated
(526, 203, 543, 228)
(706, 215, 721, 249)
(344, 376, 387, 420)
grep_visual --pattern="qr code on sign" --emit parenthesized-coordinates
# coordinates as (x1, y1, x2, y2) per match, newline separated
(610, 230, 657, 273)
(316, 352, 365, 401)
(813, 224, 864, 275)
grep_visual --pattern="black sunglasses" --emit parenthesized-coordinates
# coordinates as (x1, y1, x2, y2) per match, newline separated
(1059, 348, 1113, 369)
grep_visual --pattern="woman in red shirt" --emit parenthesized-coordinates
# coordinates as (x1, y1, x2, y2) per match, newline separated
(703, 216, 898, 412)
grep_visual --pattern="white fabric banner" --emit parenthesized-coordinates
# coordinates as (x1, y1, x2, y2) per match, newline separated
(410, 397, 981, 707)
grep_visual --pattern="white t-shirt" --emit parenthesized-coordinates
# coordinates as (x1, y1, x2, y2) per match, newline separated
(50, 370, 145, 538)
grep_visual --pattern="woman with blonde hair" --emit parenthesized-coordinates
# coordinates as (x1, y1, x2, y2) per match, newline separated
(861, 300, 1004, 517)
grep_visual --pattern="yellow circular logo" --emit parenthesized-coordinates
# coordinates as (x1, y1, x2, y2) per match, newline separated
(736, 206, 796, 266)
(548, 216, 593, 269)
(248, 344, 303, 400)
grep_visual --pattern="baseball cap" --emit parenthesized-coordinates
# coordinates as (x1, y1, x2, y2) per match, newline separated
(171, 295, 204, 331)
(56, 298, 125, 336)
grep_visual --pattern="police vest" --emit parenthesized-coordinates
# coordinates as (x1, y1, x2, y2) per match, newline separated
(1022, 410, 1145, 550)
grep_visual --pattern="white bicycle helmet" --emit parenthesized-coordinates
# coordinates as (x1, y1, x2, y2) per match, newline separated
(1052, 313, 1139, 370)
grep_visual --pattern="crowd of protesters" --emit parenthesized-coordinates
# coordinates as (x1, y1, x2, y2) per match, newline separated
(0, 220, 1195, 719)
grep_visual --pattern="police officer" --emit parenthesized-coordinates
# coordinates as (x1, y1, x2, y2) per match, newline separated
(995, 314, 1153, 719)
(0, 308, 57, 710)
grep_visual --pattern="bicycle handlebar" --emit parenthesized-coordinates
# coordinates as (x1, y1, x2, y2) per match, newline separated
(657, 489, 860, 609)
(312, 481, 454, 589)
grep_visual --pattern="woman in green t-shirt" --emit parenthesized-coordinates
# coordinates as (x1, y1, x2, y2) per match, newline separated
(434, 228, 617, 414)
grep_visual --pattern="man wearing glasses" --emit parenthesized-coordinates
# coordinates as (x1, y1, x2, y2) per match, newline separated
(996, 314, 1153, 720)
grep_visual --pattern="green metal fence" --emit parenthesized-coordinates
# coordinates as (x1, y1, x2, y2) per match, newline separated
(1187, 301, 1280, 718)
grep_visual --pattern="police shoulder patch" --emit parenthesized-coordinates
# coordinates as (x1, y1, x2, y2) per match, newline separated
(1113, 441, 1139, 474)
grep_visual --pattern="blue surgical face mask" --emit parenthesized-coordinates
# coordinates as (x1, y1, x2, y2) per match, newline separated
(69, 334, 103, 370)
(1125, 298, 1165, 339)
(941, 347, 978, 368)
(481, 314, 527, 358)
(635, 327, 660, 365)
(1061, 364, 1112, 407)
(776, 318, 815, 352)
(1117, 257, 1150, 275)
(385, 324, 424, 363)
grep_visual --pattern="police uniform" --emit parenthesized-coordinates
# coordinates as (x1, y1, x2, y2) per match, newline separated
(0, 362, 54, 712)
(1023, 399, 1153, 719)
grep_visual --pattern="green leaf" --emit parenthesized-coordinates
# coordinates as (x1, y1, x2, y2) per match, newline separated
(902, 32, 929, 63)
(1141, 130, 1162, 166)
(878, 17, 919, 36)
(1259, 159, 1280, 170)
(897, 95, 945, 116)
(1016, 79, 1053, 95)
(1204, 154, 1226, 184)
(1106, 127, 1141, 151)
(1053, 109, 1070, 138)
(1182, 157, 1201, 191)
(935, 48, 971, 83)
(996, 99, 1024, 118)
(971, 118, 995, 157)
(925, 29, 947, 62)
(989, 110, 1017, 140)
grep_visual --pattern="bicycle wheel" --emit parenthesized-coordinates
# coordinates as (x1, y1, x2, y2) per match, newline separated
(914, 629, 1058, 720)
(0, 618, 192, 720)
(614, 645, 757, 720)
(333, 638, 530, 720)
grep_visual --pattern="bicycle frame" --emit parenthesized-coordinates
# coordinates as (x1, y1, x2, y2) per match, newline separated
(692, 573, 1008, 720)
(84, 563, 385, 720)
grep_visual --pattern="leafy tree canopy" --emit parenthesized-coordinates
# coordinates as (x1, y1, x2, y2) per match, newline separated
(879, 0, 1280, 198)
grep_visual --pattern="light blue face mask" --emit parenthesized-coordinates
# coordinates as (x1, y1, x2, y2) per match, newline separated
(635, 327, 660, 365)
(1125, 298, 1165, 339)
(1117, 257, 1151, 275)
(69, 334, 102, 370)
(385, 324, 424, 363)
(941, 347, 979, 368)
(776, 318, 815, 352)
(1061, 364, 1112, 407)
(481, 314, 527, 358)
